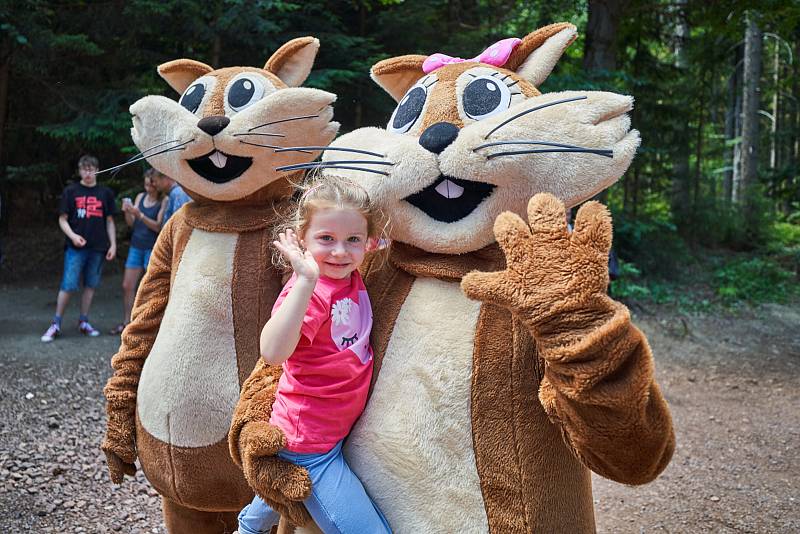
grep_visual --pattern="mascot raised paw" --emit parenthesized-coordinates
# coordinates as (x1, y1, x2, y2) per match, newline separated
(102, 36, 338, 534)
(233, 23, 674, 534)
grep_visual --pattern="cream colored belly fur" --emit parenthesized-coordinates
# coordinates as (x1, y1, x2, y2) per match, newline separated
(298, 278, 488, 533)
(138, 229, 241, 448)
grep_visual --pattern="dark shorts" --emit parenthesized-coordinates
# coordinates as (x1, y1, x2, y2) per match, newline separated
(60, 247, 105, 292)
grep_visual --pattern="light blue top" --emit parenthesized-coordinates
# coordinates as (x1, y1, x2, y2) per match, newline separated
(162, 184, 192, 226)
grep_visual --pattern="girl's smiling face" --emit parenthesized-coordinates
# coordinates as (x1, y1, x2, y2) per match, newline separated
(300, 207, 369, 279)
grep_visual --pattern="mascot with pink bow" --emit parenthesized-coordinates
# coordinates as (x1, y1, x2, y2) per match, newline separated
(230, 23, 675, 534)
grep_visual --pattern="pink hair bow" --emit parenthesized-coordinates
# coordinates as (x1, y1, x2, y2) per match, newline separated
(422, 38, 522, 74)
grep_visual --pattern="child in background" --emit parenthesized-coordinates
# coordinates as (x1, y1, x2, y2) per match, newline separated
(236, 175, 391, 534)
(41, 155, 117, 342)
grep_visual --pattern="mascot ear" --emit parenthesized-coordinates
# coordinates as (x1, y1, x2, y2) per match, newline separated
(265, 37, 320, 87)
(157, 59, 214, 95)
(504, 23, 578, 88)
(371, 55, 427, 102)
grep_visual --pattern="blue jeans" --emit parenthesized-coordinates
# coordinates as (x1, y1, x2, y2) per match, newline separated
(125, 246, 152, 270)
(238, 441, 391, 534)
(60, 247, 105, 291)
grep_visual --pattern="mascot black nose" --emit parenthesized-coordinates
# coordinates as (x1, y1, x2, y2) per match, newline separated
(197, 115, 230, 136)
(419, 122, 459, 154)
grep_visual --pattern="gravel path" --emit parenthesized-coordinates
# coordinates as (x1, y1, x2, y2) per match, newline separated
(1, 275, 798, 533)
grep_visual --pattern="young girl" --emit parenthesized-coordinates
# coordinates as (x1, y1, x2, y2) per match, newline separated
(237, 175, 392, 534)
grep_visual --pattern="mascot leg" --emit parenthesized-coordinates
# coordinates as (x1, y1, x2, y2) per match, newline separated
(162, 497, 238, 534)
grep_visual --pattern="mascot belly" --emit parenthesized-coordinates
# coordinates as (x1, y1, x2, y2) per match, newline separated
(345, 278, 487, 532)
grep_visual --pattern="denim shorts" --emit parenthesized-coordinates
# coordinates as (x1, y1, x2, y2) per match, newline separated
(60, 247, 105, 292)
(125, 246, 153, 270)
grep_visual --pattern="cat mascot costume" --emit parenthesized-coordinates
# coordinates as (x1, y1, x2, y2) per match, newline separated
(101, 37, 339, 533)
(229, 23, 675, 533)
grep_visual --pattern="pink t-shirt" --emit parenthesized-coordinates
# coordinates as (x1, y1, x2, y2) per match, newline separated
(269, 271, 374, 453)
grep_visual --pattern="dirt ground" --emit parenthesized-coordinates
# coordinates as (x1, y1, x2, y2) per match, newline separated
(1, 273, 798, 533)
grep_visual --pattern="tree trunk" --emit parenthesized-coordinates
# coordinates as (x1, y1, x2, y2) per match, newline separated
(694, 75, 706, 213)
(0, 37, 11, 173)
(769, 40, 779, 169)
(583, 0, 624, 72)
(353, 2, 367, 129)
(0, 38, 10, 234)
(670, 0, 691, 231)
(724, 45, 742, 204)
(740, 14, 762, 211)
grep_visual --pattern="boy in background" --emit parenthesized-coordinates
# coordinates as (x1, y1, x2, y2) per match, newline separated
(41, 155, 117, 342)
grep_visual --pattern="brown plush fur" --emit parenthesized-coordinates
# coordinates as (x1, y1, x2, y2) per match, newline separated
(504, 22, 577, 72)
(231, 24, 673, 534)
(370, 55, 428, 102)
(162, 497, 238, 534)
(228, 359, 313, 526)
(103, 39, 336, 534)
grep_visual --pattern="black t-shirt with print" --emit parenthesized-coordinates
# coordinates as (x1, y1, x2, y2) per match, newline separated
(59, 182, 117, 251)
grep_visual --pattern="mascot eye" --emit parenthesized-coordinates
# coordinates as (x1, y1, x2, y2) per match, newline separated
(389, 86, 427, 134)
(462, 76, 512, 121)
(227, 76, 266, 112)
(179, 82, 206, 114)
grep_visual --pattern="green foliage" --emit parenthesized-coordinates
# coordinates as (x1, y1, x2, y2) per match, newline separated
(1, 0, 800, 305)
(609, 260, 651, 300)
(714, 257, 798, 304)
(612, 208, 690, 278)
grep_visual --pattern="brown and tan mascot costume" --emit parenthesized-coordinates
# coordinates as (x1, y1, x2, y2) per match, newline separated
(230, 23, 675, 533)
(100, 37, 339, 533)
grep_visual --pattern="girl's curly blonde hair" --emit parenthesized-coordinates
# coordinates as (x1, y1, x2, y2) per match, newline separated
(272, 172, 390, 270)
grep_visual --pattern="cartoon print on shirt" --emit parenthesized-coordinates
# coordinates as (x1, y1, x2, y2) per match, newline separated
(331, 298, 354, 326)
(330, 290, 373, 364)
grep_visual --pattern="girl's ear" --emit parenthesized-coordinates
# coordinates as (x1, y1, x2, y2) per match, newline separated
(504, 22, 578, 88)
(157, 59, 214, 94)
(371, 55, 427, 102)
(264, 37, 320, 87)
(366, 237, 379, 252)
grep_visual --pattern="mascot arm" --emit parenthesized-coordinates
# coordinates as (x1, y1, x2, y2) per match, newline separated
(229, 357, 313, 526)
(462, 193, 674, 485)
(533, 296, 674, 485)
(101, 216, 175, 483)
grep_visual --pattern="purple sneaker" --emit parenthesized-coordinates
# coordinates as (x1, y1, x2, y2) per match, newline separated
(41, 322, 61, 343)
(78, 320, 100, 337)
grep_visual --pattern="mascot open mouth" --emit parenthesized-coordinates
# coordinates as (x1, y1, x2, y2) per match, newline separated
(187, 150, 252, 184)
(404, 175, 495, 223)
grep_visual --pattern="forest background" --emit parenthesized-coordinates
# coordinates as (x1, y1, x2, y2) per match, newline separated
(1, 0, 799, 310)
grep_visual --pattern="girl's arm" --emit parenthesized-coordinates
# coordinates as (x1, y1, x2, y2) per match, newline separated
(259, 275, 316, 365)
(260, 228, 320, 365)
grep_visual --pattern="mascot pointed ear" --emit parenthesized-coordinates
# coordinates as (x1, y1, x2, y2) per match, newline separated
(265, 37, 320, 87)
(157, 59, 214, 95)
(371, 55, 427, 102)
(504, 23, 578, 88)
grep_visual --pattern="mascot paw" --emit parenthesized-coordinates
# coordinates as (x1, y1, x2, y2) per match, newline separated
(240, 421, 287, 458)
(461, 193, 612, 324)
(102, 446, 137, 484)
(244, 454, 313, 526)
